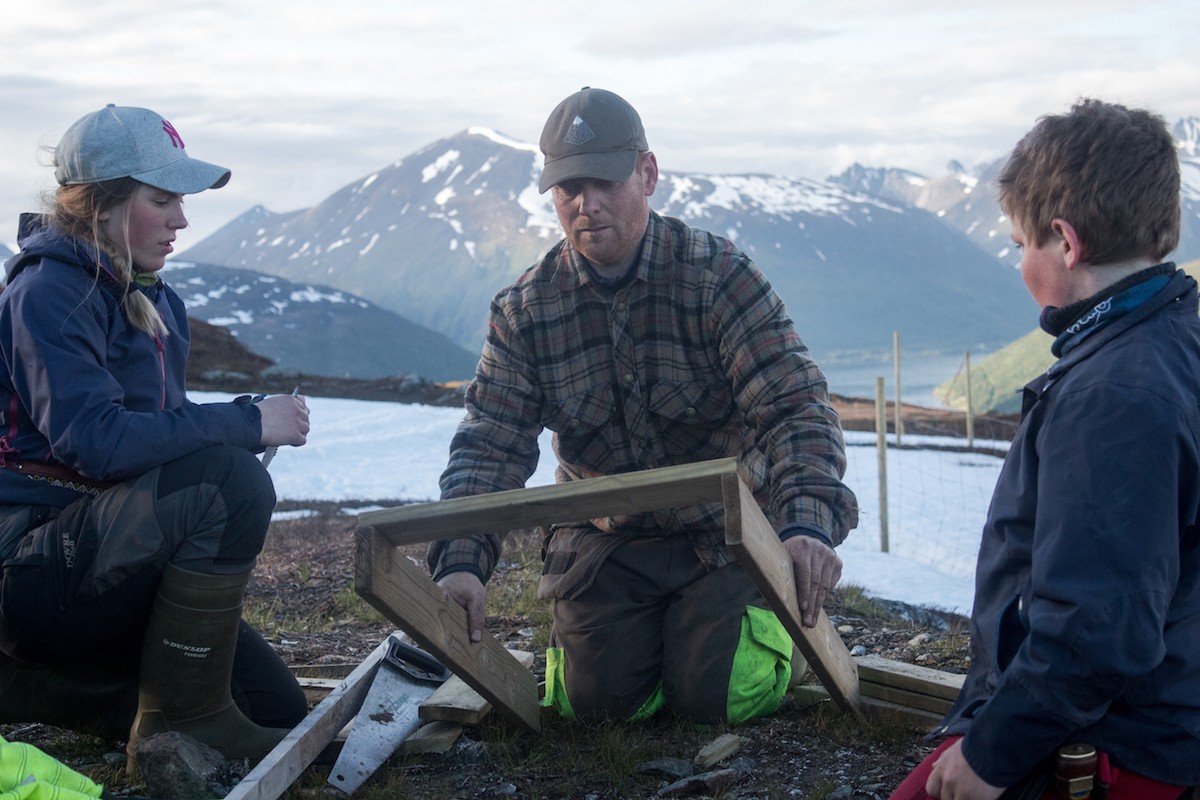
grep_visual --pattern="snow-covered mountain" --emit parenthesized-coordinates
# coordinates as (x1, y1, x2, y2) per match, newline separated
(181, 128, 1037, 361)
(163, 260, 478, 381)
(830, 117, 1200, 271)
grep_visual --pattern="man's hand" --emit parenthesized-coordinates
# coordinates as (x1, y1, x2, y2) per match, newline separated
(255, 393, 310, 446)
(437, 571, 487, 643)
(926, 739, 1005, 800)
(785, 535, 842, 627)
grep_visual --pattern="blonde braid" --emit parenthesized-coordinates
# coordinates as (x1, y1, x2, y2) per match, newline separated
(49, 180, 169, 338)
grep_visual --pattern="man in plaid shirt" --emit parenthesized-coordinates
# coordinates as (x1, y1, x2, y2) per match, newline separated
(431, 88, 858, 724)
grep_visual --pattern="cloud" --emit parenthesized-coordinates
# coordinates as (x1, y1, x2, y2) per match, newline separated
(1, 0, 1197, 250)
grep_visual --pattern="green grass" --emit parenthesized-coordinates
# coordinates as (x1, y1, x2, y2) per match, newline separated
(836, 583, 892, 619)
(935, 327, 1056, 415)
(354, 711, 718, 800)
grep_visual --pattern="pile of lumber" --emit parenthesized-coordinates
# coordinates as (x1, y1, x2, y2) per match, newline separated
(794, 654, 965, 731)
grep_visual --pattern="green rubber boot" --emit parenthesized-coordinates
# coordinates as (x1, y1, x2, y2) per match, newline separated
(126, 564, 290, 773)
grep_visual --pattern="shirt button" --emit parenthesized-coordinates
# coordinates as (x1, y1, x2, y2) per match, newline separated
(570, 419, 581, 429)
(616, 302, 625, 311)
(685, 407, 696, 417)
(624, 373, 634, 383)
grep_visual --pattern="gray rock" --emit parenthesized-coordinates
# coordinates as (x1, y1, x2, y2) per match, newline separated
(827, 786, 854, 799)
(447, 738, 487, 766)
(636, 757, 694, 779)
(656, 768, 740, 797)
(133, 732, 248, 800)
(726, 757, 756, 777)
(850, 645, 867, 656)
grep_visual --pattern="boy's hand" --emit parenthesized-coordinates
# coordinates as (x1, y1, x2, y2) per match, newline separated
(785, 536, 841, 627)
(926, 739, 1004, 800)
(438, 571, 487, 643)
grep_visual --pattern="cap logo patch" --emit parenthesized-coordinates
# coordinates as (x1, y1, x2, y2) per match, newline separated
(162, 120, 185, 149)
(563, 115, 595, 146)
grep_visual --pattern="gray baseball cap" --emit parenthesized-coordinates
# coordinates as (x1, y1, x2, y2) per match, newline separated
(54, 105, 231, 193)
(539, 88, 647, 193)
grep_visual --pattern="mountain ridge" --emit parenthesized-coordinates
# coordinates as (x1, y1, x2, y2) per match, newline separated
(181, 128, 1037, 362)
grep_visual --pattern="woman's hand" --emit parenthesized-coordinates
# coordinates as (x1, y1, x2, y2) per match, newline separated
(255, 394, 310, 446)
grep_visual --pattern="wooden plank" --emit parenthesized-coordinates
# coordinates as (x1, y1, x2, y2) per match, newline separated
(225, 638, 390, 800)
(854, 655, 964, 702)
(859, 682, 954, 716)
(420, 650, 535, 724)
(694, 733, 742, 769)
(399, 720, 463, 756)
(791, 684, 943, 732)
(723, 473, 863, 719)
(354, 528, 541, 733)
(419, 675, 492, 724)
(297, 677, 342, 704)
(358, 458, 737, 546)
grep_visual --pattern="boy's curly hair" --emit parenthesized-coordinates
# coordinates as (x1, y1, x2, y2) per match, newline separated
(998, 99, 1180, 265)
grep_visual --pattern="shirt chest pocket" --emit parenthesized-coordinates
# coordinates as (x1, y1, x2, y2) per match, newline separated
(648, 380, 734, 427)
(542, 384, 615, 436)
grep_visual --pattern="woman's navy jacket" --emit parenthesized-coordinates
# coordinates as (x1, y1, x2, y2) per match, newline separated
(0, 224, 261, 511)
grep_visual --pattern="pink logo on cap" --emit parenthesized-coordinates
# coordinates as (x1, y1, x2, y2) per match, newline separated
(162, 120, 185, 149)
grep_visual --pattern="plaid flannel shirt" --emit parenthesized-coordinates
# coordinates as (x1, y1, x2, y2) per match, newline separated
(431, 212, 858, 582)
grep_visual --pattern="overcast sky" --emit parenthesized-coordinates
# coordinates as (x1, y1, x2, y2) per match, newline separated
(2, 0, 1197, 252)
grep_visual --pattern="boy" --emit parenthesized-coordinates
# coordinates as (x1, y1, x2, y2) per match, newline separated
(891, 99, 1200, 799)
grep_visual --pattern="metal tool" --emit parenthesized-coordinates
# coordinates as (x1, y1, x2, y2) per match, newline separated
(260, 386, 300, 469)
(328, 634, 450, 795)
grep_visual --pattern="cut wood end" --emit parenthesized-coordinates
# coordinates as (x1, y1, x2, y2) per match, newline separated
(693, 732, 742, 769)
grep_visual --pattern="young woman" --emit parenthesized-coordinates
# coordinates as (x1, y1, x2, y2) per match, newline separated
(0, 105, 311, 768)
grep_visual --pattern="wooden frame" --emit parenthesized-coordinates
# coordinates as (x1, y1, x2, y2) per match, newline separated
(354, 528, 542, 733)
(356, 457, 862, 717)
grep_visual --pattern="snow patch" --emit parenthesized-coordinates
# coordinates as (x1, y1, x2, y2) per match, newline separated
(359, 233, 380, 256)
(208, 310, 254, 325)
(467, 127, 540, 153)
(291, 287, 348, 304)
(422, 150, 461, 183)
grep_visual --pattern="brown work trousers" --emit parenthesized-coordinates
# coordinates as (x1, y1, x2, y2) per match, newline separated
(540, 528, 767, 723)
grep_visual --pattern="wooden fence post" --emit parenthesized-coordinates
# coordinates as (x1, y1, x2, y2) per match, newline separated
(875, 376, 889, 553)
(964, 351, 974, 449)
(893, 332, 903, 447)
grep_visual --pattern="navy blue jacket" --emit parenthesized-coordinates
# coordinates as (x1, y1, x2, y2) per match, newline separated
(0, 225, 261, 517)
(938, 269, 1200, 785)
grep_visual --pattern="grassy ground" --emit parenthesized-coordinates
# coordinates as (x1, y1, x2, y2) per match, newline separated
(1, 509, 962, 799)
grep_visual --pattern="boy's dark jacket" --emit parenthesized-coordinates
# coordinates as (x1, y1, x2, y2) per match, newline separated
(939, 268, 1200, 786)
(0, 225, 261, 514)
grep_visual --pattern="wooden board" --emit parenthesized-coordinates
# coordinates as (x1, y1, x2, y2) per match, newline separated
(296, 677, 342, 704)
(420, 649, 536, 724)
(854, 655, 964, 702)
(792, 684, 943, 732)
(858, 682, 954, 716)
(354, 528, 541, 733)
(224, 638, 390, 800)
(722, 472, 863, 718)
(400, 720, 463, 756)
(694, 733, 742, 769)
(358, 458, 737, 546)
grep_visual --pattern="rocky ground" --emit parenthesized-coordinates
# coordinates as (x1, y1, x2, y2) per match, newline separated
(0, 323, 1002, 799)
(0, 501, 973, 800)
